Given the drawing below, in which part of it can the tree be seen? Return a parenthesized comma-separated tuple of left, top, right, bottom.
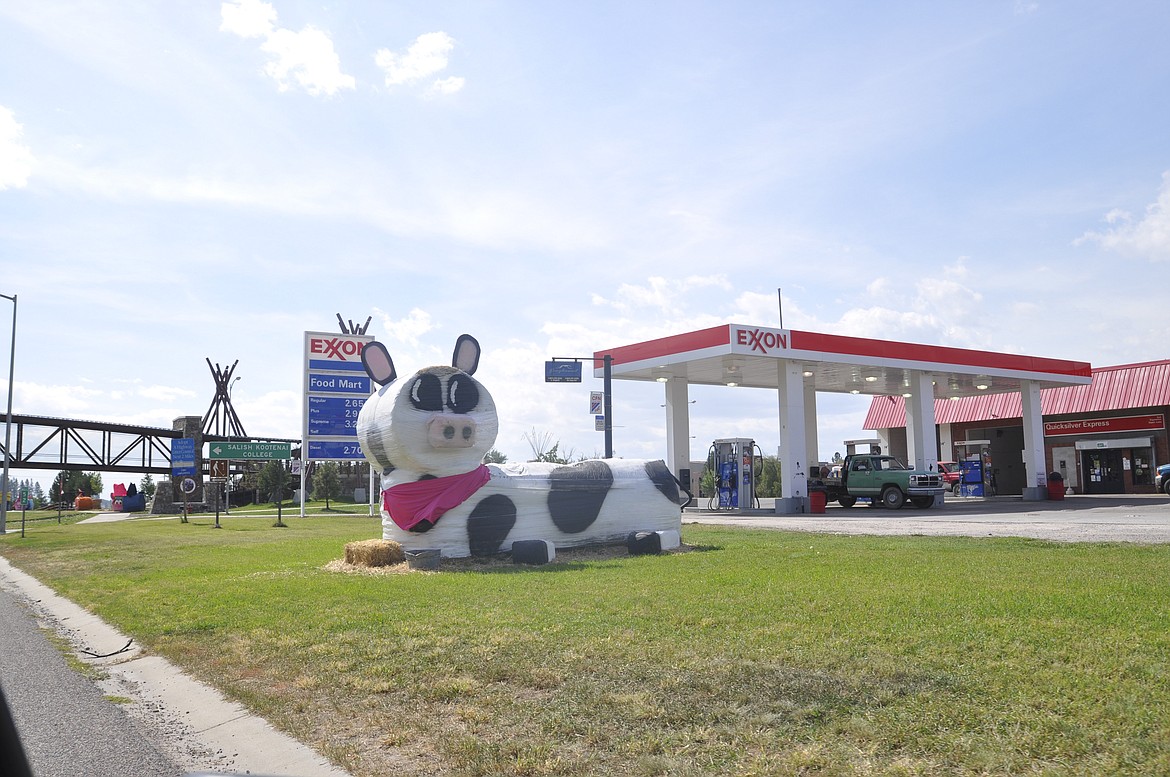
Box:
(139, 474, 157, 499)
(258, 460, 291, 526)
(258, 460, 289, 504)
(523, 428, 574, 464)
(699, 467, 714, 499)
(49, 471, 104, 505)
(311, 462, 342, 509)
(484, 448, 508, 464)
(755, 456, 782, 498)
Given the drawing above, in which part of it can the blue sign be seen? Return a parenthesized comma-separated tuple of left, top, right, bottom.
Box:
(545, 361, 582, 383)
(308, 440, 367, 460)
(307, 358, 366, 372)
(308, 395, 366, 437)
(171, 438, 197, 476)
(308, 372, 371, 394)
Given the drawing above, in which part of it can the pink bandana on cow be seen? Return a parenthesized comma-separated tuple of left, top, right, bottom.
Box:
(382, 465, 492, 531)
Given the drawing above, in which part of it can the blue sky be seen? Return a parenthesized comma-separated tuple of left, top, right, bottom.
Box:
(2, 0, 1168, 494)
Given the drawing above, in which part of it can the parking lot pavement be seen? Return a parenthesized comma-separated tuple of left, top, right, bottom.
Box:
(685, 494, 1170, 543)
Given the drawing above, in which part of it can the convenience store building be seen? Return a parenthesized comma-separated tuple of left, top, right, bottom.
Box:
(864, 360, 1170, 495)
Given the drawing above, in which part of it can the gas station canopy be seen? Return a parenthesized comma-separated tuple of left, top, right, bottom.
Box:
(592, 323, 1092, 508)
(593, 323, 1092, 399)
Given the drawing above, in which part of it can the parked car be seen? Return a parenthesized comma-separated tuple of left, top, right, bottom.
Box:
(1156, 463, 1170, 496)
(937, 461, 961, 492)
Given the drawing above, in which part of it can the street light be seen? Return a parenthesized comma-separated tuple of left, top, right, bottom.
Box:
(1, 292, 16, 535)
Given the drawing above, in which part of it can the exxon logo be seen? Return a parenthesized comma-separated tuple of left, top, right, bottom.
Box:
(734, 327, 789, 354)
(310, 336, 365, 361)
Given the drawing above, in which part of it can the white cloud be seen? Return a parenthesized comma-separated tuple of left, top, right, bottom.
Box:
(1076, 172, 1170, 263)
(221, 0, 355, 96)
(260, 26, 356, 95)
(0, 106, 35, 190)
(375, 32, 458, 87)
(375, 307, 434, 346)
(428, 76, 466, 96)
(592, 275, 733, 314)
(138, 384, 199, 403)
(219, 0, 275, 38)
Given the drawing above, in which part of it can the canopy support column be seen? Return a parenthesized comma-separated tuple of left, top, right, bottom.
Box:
(905, 371, 938, 472)
(776, 359, 808, 514)
(663, 377, 691, 491)
(1021, 379, 1048, 501)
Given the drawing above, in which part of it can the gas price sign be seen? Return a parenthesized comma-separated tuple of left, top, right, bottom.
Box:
(302, 330, 374, 460)
(308, 395, 367, 436)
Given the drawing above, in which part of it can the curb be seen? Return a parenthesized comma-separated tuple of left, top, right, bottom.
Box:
(0, 556, 351, 777)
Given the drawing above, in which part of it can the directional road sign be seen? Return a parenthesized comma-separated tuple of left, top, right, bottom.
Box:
(171, 438, 197, 476)
(207, 442, 292, 460)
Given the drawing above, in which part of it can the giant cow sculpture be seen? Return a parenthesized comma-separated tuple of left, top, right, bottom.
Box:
(355, 334, 684, 558)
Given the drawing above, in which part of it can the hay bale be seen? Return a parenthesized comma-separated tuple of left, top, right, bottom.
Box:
(345, 539, 405, 567)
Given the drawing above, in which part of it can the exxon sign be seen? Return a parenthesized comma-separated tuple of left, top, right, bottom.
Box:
(732, 326, 790, 355)
(307, 334, 367, 364)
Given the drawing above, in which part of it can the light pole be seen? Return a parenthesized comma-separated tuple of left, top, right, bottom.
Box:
(1, 292, 16, 535)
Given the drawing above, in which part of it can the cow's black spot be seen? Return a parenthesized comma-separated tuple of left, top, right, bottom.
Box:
(548, 461, 613, 534)
(418, 474, 436, 481)
(468, 495, 516, 556)
(409, 519, 433, 533)
(409, 373, 443, 411)
(446, 374, 479, 414)
(644, 460, 680, 504)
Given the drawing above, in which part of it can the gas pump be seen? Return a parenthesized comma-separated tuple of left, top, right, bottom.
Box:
(954, 440, 992, 497)
(709, 438, 760, 511)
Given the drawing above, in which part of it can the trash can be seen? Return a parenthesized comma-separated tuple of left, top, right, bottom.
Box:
(1046, 472, 1065, 501)
(808, 485, 827, 514)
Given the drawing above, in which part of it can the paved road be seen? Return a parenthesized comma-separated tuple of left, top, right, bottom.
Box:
(0, 555, 350, 777)
(687, 493, 1170, 543)
(0, 586, 184, 777)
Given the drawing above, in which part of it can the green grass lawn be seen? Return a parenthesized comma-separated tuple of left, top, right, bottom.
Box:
(3, 516, 1169, 776)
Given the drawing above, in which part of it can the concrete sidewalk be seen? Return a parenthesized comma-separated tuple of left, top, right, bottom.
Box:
(0, 555, 350, 777)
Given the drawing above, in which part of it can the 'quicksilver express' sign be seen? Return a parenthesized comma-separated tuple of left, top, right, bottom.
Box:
(1044, 414, 1165, 436)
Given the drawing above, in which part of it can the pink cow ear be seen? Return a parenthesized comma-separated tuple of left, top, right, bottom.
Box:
(361, 341, 397, 386)
(452, 334, 481, 375)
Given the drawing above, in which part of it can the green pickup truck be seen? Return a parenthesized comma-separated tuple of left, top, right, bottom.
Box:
(820, 454, 945, 509)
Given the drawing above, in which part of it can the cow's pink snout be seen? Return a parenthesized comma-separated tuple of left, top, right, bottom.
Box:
(427, 415, 477, 448)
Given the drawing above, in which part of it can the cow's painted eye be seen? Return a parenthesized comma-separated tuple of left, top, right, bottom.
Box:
(446, 374, 480, 414)
(409, 374, 443, 411)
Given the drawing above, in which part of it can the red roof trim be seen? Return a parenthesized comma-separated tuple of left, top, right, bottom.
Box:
(790, 330, 1091, 378)
(596, 325, 730, 366)
(599, 325, 1093, 378)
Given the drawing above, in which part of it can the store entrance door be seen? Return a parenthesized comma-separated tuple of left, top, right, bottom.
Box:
(1082, 450, 1125, 494)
